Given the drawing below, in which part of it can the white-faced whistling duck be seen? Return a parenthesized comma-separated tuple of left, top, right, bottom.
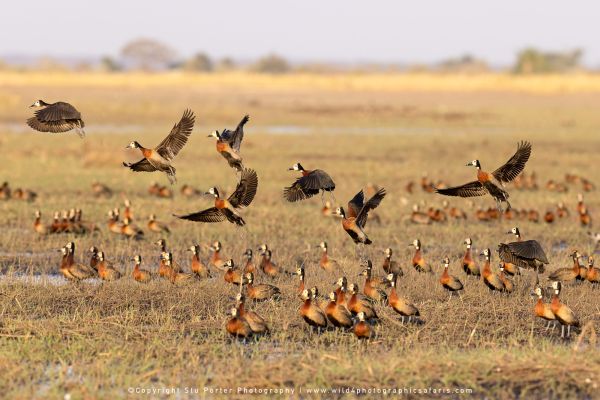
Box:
(360, 259, 390, 289)
(533, 286, 556, 331)
(242, 249, 255, 274)
(388, 273, 420, 323)
(147, 214, 170, 234)
(245, 272, 281, 301)
(347, 283, 378, 320)
(97, 252, 122, 281)
(188, 245, 211, 278)
(123, 109, 195, 184)
(121, 218, 144, 240)
(132, 255, 152, 283)
(235, 293, 269, 335)
(443, 200, 468, 220)
(354, 312, 375, 340)
(359, 264, 388, 303)
(579, 205, 592, 227)
(208, 241, 226, 269)
(175, 168, 258, 226)
(0, 181, 11, 200)
(158, 250, 172, 279)
(310, 286, 330, 311)
(439, 257, 464, 297)
(27, 99, 85, 138)
(60, 244, 96, 282)
(548, 251, 582, 283)
(259, 249, 281, 277)
(544, 211, 555, 224)
(208, 114, 249, 172)
(296, 266, 306, 297)
(325, 291, 353, 328)
(498, 264, 514, 293)
(322, 201, 333, 217)
(550, 281, 579, 338)
(497, 229, 549, 274)
(123, 199, 134, 221)
(586, 256, 599, 284)
(92, 182, 112, 198)
(223, 259, 248, 286)
(300, 288, 328, 330)
(382, 248, 403, 277)
(283, 163, 336, 203)
(318, 241, 338, 272)
(333, 276, 349, 307)
(226, 307, 253, 339)
(335, 188, 386, 245)
(556, 202, 569, 218)
(165, 253, 195, 285)
(576, 193, 585, 215)
(410, 204, 431, 225)
(462, 238, 480, 276)
(148, 182, 173, 198)
(435, 141, 532, 212)
(180, 184, 202, 197)
(88, 246, 100, 270)
(480, 249, 505, 292)
(107, 210, 123, 235)
(411, 239, 432, 273)
(33, 210, 48, 235)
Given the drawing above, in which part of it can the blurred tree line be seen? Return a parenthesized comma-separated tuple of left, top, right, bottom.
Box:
(0, 37, 589, 74)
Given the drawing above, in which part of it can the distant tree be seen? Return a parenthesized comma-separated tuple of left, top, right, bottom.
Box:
(513, 48, 582, 74)
(216, 57, 236, 71)
(120, 38, 177, 71)
(99, 56, 121, 72)
(183, 53, 213, 72)
(437, 54, 489, 73)
(251, 53, 290, 74)
(36, 57, 67, 72)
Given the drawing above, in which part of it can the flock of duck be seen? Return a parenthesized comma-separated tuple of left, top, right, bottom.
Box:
(16, 100, 598, 341)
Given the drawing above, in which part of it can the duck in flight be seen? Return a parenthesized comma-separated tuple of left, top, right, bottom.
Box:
(208, 115, 249, 172)
(435, 141, 532, 211)
(283, 163, 336, 203)
(335, 188, 386, 245)
(174, 168, 258, 226)
(27, 100, 85, 138)
(123, 109, 195, 184)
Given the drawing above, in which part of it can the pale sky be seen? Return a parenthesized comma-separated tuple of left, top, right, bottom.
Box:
(3, 1, 598, 66)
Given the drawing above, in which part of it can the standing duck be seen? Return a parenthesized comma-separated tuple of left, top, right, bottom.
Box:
(335, 188, 386, 245)
(132, 255, 153, 283)
(411, 239, 432, 273)
(245, 272, 281, 301)
(300, 288, 328, 330)
(382, 248, 403, 277)
(548, 251, 582, 283)
(533, 286, 556, 331)
(435, 141, 532, 211)
(242, 249, 256, 274)
(96, 252, 122, 281)
(346, 283, 378, 320)
(585, 256, 599, 284)
(208, 114, 249, 171)
(283, 163, 336, 203)
(388, 273, 420, 323)
(439, 257, 464, 297)
(235, 293, 269, 335)
(325, 292, 353, 328)
(480, 249, 505, 292)
(353, 312, 375, 340)
(147, 214, 170, 234)
(550, 281, 580, 338)
(317, 241, 338, 272)
(462, 238, 480, 276)
(175, 168, 258, 226)
(27, 100, 85, 138)
(123, 109, 195, 184)
(188, 245, 211, 279)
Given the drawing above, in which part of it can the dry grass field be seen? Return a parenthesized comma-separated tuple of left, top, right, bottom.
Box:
(0, 71, 599, 399)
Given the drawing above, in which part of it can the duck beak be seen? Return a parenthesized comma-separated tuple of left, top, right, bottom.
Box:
(287, 167, 295, 171)
(29, 103, 36, 108)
